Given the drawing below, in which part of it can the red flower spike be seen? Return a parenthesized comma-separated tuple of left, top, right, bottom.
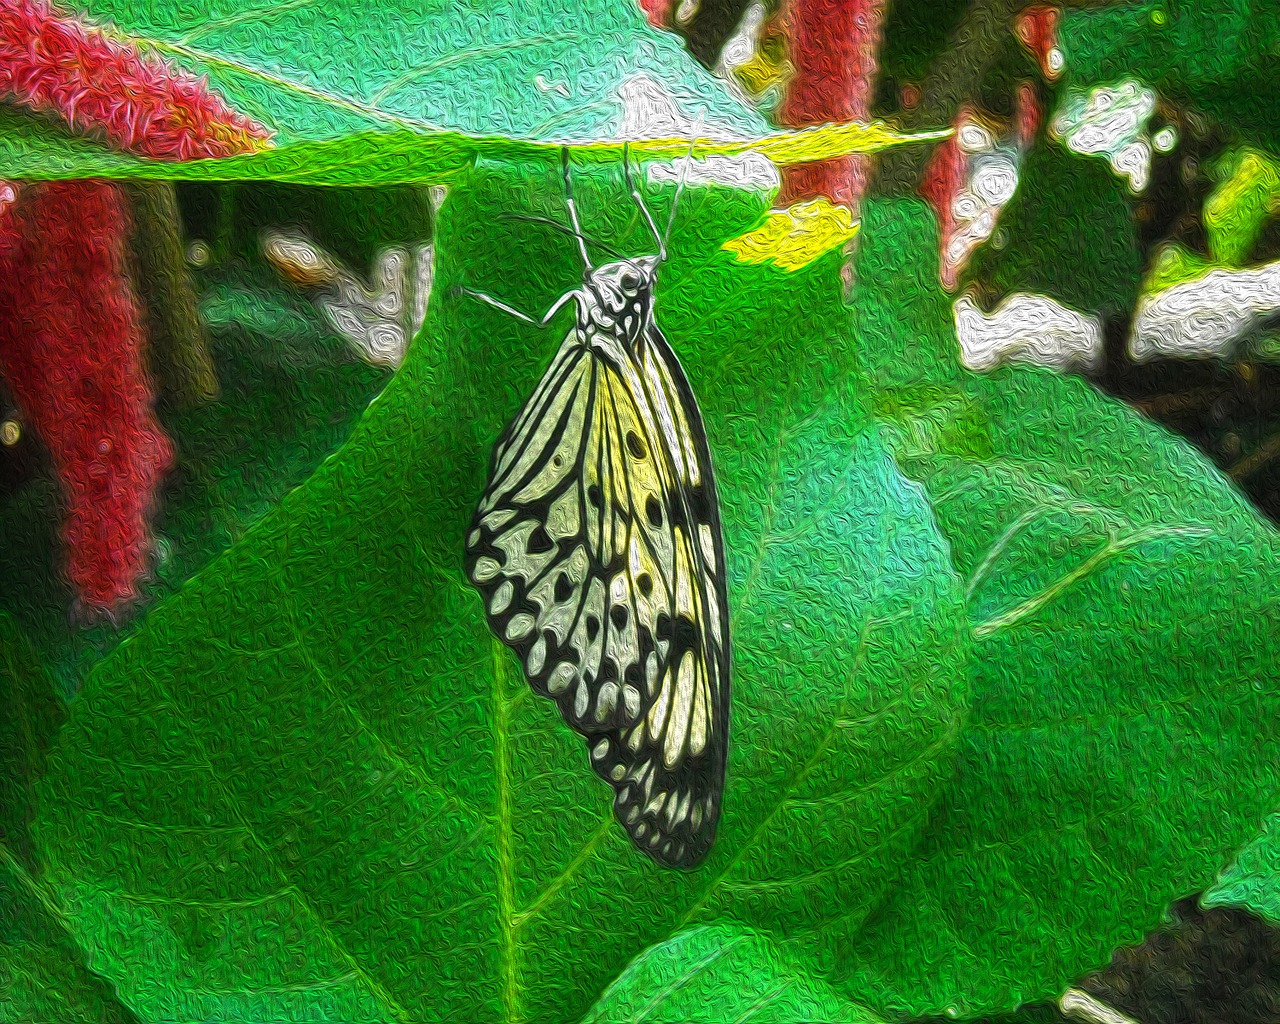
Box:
(1015, 3, 1063, 82)
(776, 0, 887, 210)
(637, 0, 676, 30)
(1015, 80, 1042, 150)
(919, 125, 967, 252)
(0, 2, 267, 616)
(0, 0, 271, 159)
(0, 180, 173, 611)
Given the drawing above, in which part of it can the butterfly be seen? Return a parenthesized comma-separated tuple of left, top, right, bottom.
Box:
(462, 149, 731, 869)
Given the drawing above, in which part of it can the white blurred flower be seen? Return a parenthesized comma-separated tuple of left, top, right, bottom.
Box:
(955, 290, 1102, 372)
(1052, 79, 1158, 193)
(1131, 260, 1280, 361)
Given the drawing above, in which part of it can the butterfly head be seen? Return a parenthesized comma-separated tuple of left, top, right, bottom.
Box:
(581, 255, 659, 349)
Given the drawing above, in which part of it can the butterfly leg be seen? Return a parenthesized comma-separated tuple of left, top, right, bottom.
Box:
(457, 286, 577, 327)
(561, 148, 593, 273)
(456, 287, 539, 324)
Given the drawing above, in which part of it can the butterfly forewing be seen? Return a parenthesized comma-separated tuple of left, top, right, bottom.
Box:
(464, 256, 730, 869)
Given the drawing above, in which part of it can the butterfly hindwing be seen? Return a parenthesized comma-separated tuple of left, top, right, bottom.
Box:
(465, 257, 730, 869)
(597, 323, 730, 867)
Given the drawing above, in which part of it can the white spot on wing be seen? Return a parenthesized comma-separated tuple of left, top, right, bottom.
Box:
(596, 681, 619, 721)
(547, 663, 575, 694)
(698, 523, 717, 566)
(505, 614, 534, 641)
(527, 636, 546, 676)
(472, 556, 501, 582)
(490, 581, 514, 615)
(664, 651, 695, 768)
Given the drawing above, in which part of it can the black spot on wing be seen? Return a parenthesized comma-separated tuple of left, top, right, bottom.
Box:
(526, 526, 554, 554)
(553, 573, 573, 603)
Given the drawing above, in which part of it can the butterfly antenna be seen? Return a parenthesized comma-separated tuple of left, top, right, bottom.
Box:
(561, 148, 593, 273)
(661, 110, 705, 257)
(622, 141, 665, 260)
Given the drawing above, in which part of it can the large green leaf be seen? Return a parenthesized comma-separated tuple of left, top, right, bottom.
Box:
(32, 163, 968, 1022)
(0, 0, 945, 182)
(581, 923, 887, 1023)
(77, 0, 763, 144)
(0, 612, 116, 1022)
(834, 198, 1280, 1019)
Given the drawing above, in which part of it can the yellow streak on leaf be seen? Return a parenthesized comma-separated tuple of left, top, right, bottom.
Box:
(721, 198, 861, 272)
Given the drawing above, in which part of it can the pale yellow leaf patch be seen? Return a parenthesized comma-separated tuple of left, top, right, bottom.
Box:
(721, 198, 861, 272)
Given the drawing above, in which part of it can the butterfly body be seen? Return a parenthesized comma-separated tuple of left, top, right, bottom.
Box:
(465, 231, 730, 869)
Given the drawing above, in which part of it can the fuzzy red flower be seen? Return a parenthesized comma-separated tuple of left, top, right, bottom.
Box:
(637, 0, 676, 30)
(0, 0, 268, 616)
(0, 0, 270, 159)
(776, 0, 886, 210)
(0, 180, 173, 610)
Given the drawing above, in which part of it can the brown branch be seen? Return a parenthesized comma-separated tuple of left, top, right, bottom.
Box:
(125, 181, 219, 408)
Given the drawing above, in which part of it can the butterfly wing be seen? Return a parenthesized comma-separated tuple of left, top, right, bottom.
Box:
(465, 317, 730, 869)
(606, 322, 731, 867)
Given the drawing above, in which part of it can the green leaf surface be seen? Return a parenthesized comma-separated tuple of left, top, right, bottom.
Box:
(1204, 810, 1280, 924)
(0, 104, 945, 186)
(839, 198, 1280, 1019)
(581, 923, 887, 1024)
(0, 0, 945, 184)
(32, 162, 968, 1022)
(0, 847, 140, 1024)
(0, 611, 64, 869)
(81, 0, 761, 144)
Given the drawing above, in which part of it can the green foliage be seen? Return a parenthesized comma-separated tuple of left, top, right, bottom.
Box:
(965, 145, 1142, 317)
(581, 923, 886, 1023)
(1206, 812, 1280, 925)
(840, 199, 1280, 1018)
(12, 171, 1280, 1024)
(1204, 146, 1280, 267)
(0, 848, 140, 1024)
(183, 182, 436, 270)
(29, 163, 967, 1023)
(85, 0, 763, 144)
(5, 2, 1280, 1020)
(1060, 0, 1280, 148)
(0, 0, 939, 187)
(0, 612, 63, 869)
